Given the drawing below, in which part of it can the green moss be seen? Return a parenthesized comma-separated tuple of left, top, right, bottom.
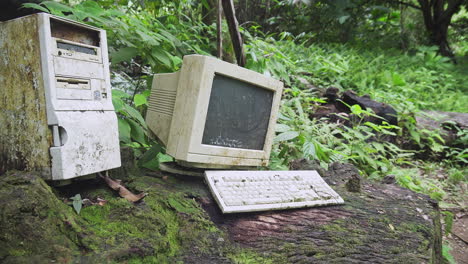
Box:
(390, 246, 404, 254)
(227, 249, 275, 264)
(322, 222, 347, 232)
(0, 171, 84, 262)
(7, 249, 31, 257)
(78, 194, 182, 258)
(0, 171, 237, 262)
(398, 222, 431, 234)
(74, 173, 231, 262)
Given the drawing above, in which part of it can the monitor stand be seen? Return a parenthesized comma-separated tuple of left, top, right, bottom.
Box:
(159, 161, 255, 178)
(159, 162, 205, 177)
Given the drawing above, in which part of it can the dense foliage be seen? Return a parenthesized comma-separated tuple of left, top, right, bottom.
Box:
(244, 33, 466, 200)
(234, 0, 468, 58)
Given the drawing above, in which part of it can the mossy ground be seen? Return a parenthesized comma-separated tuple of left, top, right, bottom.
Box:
(0, 161, 440, 263)
(0, 170, 272, 263)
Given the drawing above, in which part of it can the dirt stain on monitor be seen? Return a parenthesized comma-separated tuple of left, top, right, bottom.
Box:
(202, 74, 274, 150)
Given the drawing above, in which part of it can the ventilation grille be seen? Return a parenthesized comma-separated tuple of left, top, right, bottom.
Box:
(147, 89, 177, 116)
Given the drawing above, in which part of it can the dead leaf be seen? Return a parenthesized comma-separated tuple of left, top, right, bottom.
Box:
(99, 172, 147, 203)
(98, 172, 121, 190)
(118, 186, 147, 202)
(97, 198, 107, 206)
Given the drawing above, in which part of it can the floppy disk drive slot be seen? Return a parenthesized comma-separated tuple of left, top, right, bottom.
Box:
(56, 78, 90, 90)
(57, 41, 97, 55)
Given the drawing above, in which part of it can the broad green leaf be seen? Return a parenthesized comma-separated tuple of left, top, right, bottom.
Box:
(21, 3, 50, 13)
(293, 98, 305, 120)
(127, 119, 147, 145)
(78, 1, 104, 16)
(124, 105, 148, 129)
(141, 158, 159, 170)
(158, 153, 174, 163)
(142, 89, 151, 97)
(392, 73, 406, 86)
(350, 104, 363, 116)
(364, 121, 380, 131)
(380, 129, 397, 136)
(274, 131, 299, 142)
(111, 47, 138, 64)
(138, 143, 163, 167)
(151, 48, 172, 68)
(275, 124, 291, 132)
(118, 118, 131, 143)
(112, 89, 132, 99)
(105, 9, 125, 17)
(41, 1, 74, 14)
(303, 140, 316, 159)
(372, 142, 385, 152)
(134, 94, 148, 107)
(112, 97, 125, 112)
(71, 194, 82, 214)
(277, 112, 291, 121)
(171, 56, 183, 68)
(314, 143, 329, 162)
(155, 33, 175, 49)
(136, 30, 159, 46)
(72, 10, 91, 21)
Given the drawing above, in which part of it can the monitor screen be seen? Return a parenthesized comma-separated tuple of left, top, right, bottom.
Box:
(202, 74, 274, 150)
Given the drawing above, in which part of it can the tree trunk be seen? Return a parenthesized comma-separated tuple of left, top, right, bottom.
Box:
(221, 0, 246, 66)
(417, 0, 464, 59)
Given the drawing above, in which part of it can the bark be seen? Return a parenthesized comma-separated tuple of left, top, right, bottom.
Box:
(416, 0, 464, 58)
(217, 0, 223, 59)
(221, 0, 246, 66)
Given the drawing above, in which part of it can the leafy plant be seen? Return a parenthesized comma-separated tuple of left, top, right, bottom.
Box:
(442, 211, 454, 235)
(442, 243, 456, 264)
(270, 84, 412, 178)
(112, 89, 148, 146)
(70, 194, 83, 214)
(242, 31, 466, 208)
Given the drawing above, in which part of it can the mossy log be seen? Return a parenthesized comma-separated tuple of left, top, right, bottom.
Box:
(0, 157, 442, 263)
(201, 161, 443, 263)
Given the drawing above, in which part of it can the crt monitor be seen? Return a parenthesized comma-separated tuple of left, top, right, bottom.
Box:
(145, 55, 283, 168)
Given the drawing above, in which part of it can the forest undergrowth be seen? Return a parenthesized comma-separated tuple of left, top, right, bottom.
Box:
(244, 31, 467, 205)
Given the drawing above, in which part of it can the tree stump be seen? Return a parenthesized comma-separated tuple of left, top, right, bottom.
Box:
(199, 161, 443, 263)
(0, 159, 443, 263)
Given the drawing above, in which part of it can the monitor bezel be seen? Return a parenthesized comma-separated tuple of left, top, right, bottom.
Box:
(167, 55, 283, 166)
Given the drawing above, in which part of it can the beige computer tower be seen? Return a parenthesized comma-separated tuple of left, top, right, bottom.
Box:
(0, 13, 121, 180)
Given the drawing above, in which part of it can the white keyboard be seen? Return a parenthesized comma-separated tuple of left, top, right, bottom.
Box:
(205, 170, 344, 213)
